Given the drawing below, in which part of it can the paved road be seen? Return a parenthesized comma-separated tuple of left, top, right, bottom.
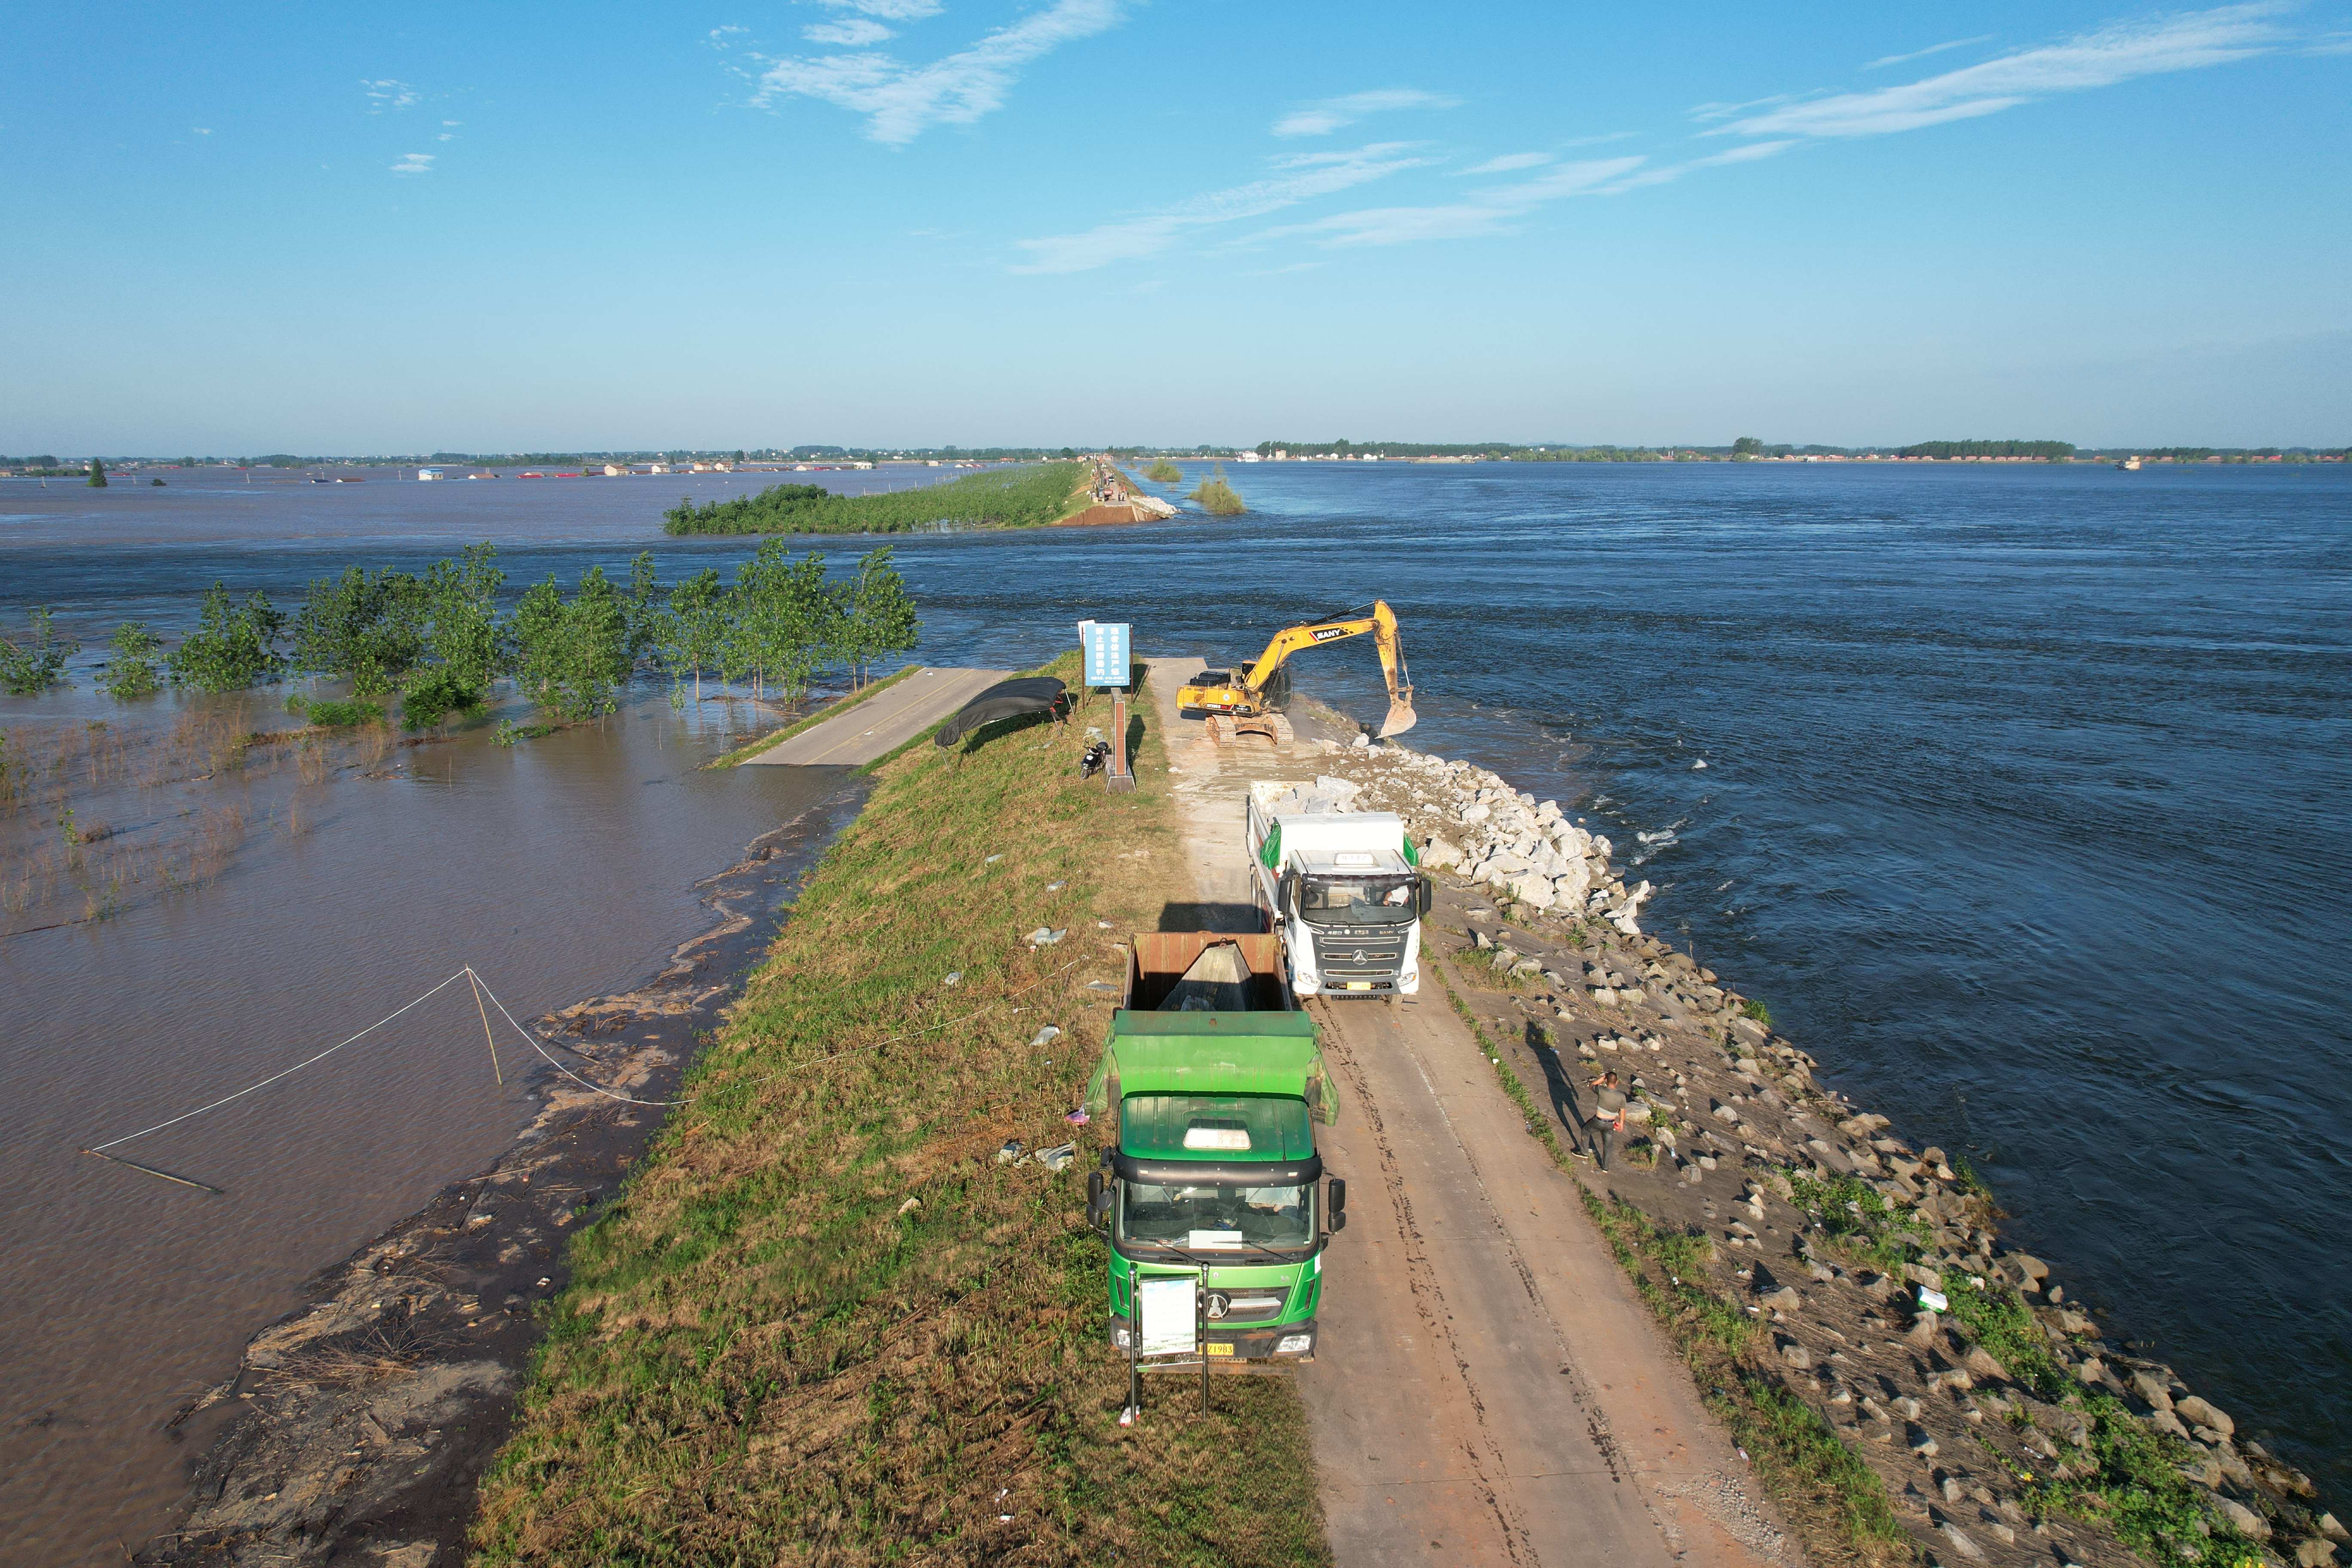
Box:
(743, 667, 1006, 766)
(1138, 653, 1790, 1568)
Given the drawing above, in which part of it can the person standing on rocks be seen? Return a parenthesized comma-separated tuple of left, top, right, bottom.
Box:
(1589, 1070, 1628, 1171)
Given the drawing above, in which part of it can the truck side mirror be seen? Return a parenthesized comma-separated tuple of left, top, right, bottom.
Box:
(1279, 870, 1301, 916)
(1329, 1178, 1346, 1216)
(1416, 876, 1435, 917)
(1087, 1171, 1108, 1227)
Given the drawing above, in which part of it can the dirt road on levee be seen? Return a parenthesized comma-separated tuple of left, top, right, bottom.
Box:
(1142, 656, 1796, 1568)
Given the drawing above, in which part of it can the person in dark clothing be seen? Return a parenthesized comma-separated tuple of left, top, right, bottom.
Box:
(1589, 1070, 1627, 1171)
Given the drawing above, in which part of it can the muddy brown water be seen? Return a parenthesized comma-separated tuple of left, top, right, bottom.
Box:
(0, 692, 855, 1565)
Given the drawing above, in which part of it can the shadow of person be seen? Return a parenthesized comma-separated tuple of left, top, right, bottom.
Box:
(1527, 1020, 1590, 1157)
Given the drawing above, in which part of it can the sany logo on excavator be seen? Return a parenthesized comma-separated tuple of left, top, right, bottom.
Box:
(1309, 627, 1352, 642)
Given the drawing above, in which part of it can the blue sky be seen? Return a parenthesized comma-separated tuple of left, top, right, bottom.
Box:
(3, 1, 2348, 451)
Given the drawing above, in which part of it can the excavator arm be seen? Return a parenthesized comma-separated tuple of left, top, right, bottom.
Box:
(1240, 600, 1416, 737)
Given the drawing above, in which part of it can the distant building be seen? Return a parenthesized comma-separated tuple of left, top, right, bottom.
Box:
(416, 466, 445, 481)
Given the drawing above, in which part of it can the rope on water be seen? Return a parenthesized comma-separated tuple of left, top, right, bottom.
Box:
(80, 952, 1105, 1189)
(85, 970, 473, 1152)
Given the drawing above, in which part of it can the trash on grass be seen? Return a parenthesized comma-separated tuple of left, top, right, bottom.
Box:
(1065, 1108, 1090, 1125)
(1028, 927, 1067, 946)
(984, 854, 1004, 865)
(995, 1140, 1023, 1164)
(1035, 1142, 1076, 1171)
(942, 971, 963, 987)
(1030, 1025, 1062, 1048)
(1917, 1286, 1949, 1314)
(897, 1197, 921, 1216)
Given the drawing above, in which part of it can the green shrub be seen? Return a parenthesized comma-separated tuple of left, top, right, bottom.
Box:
(167, 583, 285, 691)
(1145, 459, 1182, 483)
(1189, 468, 1246, 515)
(2, 607, 79, 695)
(303, 698, 384, 727)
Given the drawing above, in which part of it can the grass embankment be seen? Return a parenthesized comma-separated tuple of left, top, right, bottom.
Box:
(665, 462, 1088, 537)
(702, 664, 926, 769)
(473, 653, 1329, 1567)
(1434, 957, 1908, 1568)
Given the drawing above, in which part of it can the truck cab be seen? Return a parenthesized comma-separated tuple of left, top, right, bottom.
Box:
(1084, 934, 1345, 1363)
(1246, 786, 1433, 998)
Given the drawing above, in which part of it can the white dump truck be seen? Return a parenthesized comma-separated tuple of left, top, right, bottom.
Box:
(1246, 779, 1432, 1000)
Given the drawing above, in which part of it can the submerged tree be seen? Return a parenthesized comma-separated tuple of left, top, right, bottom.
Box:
(87, 458, 107, 488)
(0, 607, 78, 695)
(403, 542, 505, 726)
(168, 584, 287, 692)
(664, 568, 729, 703)
(293, 565, 428, 696)
(834, 546, 919, 689)
(509, 566, 630, 723)
(727, 541, 839, 709)
(97, 622, 165, 699)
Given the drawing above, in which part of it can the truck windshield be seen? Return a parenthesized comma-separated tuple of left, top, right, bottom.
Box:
(1298, 875, 1418, 926)
(1123, 1180, 1314, 1252)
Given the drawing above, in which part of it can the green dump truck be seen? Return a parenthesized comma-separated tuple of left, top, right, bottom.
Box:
(1083, 932, 1346, 1369)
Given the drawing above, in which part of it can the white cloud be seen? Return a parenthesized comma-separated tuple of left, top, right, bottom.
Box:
(1272, 87, 1458, 138)
(1596, 139, 1797, 195)
(1013, 142, 1434, 273)
(1865, 35, 1996, 71)
(1715, 4, 2287, 139)
(390, 151, 435, 176)
(1460, 151, 1550, 175)
(806, 18, 895, 45)
(1244, 156, 1645, 248)
(193, 127, 212, 136)
(817, 0, 942, 16)
(754, 0, 1123, 145)
(363, 79, 419, 112)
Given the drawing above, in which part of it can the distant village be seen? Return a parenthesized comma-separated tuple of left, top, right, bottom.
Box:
(5, 441, 2343, 481)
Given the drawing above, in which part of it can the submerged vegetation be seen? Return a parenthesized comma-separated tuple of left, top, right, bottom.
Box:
(1189, 466, 1246, 516)
(9, 542, 921, 734)
(663, 460, 1084, 536)
(1145, 459, 1183, 483)
(0, 608, 78, 695)
(472, 658, 1328, 1565)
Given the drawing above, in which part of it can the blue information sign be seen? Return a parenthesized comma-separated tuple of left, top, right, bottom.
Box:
(1081, 621, 1132, 688)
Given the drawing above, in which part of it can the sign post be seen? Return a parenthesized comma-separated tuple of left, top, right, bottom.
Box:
(1080, 620, 1136, 793)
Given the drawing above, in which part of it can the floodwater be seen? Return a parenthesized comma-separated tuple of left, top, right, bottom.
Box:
(4, 457, 2350, 1553)
(0, 475, 876, 1564)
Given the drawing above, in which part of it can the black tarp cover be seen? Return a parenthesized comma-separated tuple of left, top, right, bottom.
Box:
(934, 677, 1067, 746)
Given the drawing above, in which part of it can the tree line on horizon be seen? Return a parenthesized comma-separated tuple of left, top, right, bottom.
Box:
(0, 543, 919, 730)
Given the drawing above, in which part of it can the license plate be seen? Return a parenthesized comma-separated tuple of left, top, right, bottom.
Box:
(1206, 1341, 1234, 1356)
(1343, 982, 1372, 991)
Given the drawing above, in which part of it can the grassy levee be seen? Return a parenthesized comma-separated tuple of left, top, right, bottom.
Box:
(665, 462, 1089, 537)
(471, 652, 1329, 1567)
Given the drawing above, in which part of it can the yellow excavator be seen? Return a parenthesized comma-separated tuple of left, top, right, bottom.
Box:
(1178, 600, 1416, 743)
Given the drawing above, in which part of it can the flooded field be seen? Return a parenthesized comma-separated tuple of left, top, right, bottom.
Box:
(0, 685, 854, 1564)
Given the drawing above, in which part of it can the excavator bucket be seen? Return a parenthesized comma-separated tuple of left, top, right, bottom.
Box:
(1378, 695, 1418, 738)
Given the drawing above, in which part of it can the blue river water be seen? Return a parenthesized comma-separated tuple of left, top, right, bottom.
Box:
(4, 457, 2348, 1502)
